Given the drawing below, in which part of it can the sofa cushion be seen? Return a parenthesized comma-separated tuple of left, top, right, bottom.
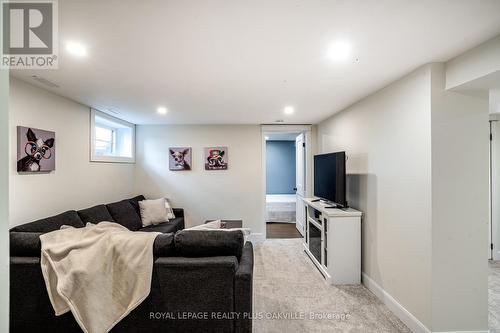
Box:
(10, 210, 84, 233)
(174, 230, 244, 259)
(128, 195, 146, 216)
(153, 233, 175, 257)
(140, 217, 184, 233)
(10, 232, 42, 257)
(77, 205, 114, 224)
(140, 221, 178, 234)
(169, 217, 185, 231)
(172, 208, 184, 218)
(106, 200, 143, 231)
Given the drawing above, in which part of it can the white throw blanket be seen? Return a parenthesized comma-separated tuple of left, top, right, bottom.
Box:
(40, 222, 160, 333)
(187, 220, 251, 242)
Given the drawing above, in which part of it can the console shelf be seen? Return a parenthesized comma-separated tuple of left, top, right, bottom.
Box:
(302, 197, 362, 285)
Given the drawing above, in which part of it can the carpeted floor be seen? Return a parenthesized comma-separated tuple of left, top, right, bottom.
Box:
(253, 239, 410, 332)
(490, 260, 500, 332)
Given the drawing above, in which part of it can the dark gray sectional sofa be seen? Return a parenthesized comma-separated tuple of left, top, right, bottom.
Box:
(9, 195, 254, 333)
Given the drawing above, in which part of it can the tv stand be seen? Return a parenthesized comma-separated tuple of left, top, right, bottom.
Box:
(301, 197, 362, 285)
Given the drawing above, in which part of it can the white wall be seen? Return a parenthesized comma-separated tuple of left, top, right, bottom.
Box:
(491, 89, 500, 114)
(317, 65, 433, 328)
(430, 63, 489, 331)
(317, 63, 489, 332)
(134, 125, 264, 236)
(9, 78, 136, 226)
(446, 34, 500, 90)
(0, 69, 10, 332)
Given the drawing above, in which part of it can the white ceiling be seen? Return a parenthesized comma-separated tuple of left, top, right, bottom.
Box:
(11, 0, 500, 125)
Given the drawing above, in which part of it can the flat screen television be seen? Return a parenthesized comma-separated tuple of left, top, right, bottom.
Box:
(314, 151, 347, 208)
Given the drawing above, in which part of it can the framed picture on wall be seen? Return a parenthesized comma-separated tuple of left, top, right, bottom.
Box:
(204, 147, 228, 170)
(169, 147, 192, 171)
(17, 126, 56, 173)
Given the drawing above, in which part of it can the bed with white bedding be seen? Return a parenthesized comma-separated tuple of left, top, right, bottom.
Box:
(266, 194, 296, 223)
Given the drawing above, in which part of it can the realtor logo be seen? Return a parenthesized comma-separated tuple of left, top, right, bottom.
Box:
(2, 0, 58, 69)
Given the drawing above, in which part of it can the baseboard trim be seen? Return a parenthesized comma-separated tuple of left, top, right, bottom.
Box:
(362, 272, 431, 333)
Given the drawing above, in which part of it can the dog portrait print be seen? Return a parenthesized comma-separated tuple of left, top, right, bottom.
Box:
(17, 126, 56, 172)
(169, 147, 192, 171)
(204, 147, 228, 170)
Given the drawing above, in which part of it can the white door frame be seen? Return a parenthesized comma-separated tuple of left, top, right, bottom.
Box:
(261, 125, 313, 239)
(490, 116, 500, 260)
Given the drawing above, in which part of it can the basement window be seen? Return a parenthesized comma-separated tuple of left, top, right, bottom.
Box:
(90, 109, 135, 163)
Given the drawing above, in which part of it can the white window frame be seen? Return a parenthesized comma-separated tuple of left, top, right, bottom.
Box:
(90, 109, 136, 163)
(94, 123, 116, 156)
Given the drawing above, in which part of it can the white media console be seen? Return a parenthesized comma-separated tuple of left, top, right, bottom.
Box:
(302, 198, 362, 285)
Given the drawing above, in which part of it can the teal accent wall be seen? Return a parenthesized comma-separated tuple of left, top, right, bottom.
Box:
(266, 141, 296, 194)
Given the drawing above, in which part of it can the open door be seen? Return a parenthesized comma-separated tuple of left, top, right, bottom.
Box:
(296, 134, 306, 235)
(491, 120, 500, 260)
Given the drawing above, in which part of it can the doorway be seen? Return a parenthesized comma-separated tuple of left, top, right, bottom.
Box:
(490, 115, 500, 261)
(261, 125, 313, 239)
(489, 93, 500, 332)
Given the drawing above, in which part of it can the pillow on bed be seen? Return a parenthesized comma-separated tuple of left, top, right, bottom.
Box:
(139, 198, 169, 227)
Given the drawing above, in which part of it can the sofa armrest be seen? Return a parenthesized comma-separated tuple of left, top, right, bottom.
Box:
(151, 256, 238, 333)
(10, 256, 78, 332)
(234, 242, 254, 333)
(173, 208, 184, 218)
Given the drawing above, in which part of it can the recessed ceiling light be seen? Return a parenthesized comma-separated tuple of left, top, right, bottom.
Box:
(327, 40, 352, 62)
(66, 41, 87, 57)
(284, 106, 295, 115)
(157, 107, 168, 115)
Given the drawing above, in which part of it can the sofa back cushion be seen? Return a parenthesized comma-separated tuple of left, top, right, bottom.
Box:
(10, 227, 173, 258)
(128, 195, 146, 216)
(10, 232, 42, 256)
(10, 210, 84, 233)
(174, 230, 244, 259)
(106, 200, 142, 231)
(77, 205, 114, 224)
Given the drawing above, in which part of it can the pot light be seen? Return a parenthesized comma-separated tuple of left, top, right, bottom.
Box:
(327, 40, 352, 62)
(157, 107, 168, 115)
(66, 41, 87, 57)
(284, 106, 295, 115)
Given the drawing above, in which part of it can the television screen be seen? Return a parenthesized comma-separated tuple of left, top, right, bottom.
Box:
(314, 151, 347, 207)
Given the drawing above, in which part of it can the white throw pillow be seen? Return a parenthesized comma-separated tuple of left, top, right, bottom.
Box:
(164, 198, 175, 220)
(139, 198, 169, 227)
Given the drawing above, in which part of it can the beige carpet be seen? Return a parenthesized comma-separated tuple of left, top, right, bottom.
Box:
(253, 239, 410, 332)
(490, 261, 500, 332)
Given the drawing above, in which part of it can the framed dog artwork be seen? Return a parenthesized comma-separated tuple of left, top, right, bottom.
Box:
(169, 147, 192, 171)
(204, 147, 228, 170)
(17, 126, 56, 173)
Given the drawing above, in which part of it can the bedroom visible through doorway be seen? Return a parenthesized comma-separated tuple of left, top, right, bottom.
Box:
(264, 132, 304, 239)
